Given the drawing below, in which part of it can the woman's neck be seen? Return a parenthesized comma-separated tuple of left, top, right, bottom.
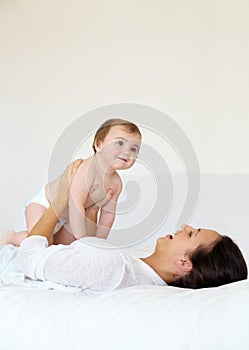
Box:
(141, 254, 173, 283)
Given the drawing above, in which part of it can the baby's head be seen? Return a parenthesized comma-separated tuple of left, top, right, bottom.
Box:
(92, 118, 141, 153)
(92, 119, 141, 171)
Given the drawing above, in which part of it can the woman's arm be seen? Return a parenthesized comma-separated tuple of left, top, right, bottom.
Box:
(28, 160, 83, 245)
(28, 207, 60, 245)
(68, 160, 94, 239)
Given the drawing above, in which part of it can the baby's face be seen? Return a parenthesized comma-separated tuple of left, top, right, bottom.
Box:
(97, 125, 141, 170)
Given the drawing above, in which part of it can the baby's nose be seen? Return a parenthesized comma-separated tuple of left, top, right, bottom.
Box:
(121, 145, 130, 155)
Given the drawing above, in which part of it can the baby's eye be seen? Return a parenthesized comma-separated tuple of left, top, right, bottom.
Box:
(116, 140, 124, 146)
(189, 231, 193, 237)
(130, 146, 138, 153)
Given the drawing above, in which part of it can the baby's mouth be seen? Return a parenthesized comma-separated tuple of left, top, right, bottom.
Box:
(117, 157, 128, 162)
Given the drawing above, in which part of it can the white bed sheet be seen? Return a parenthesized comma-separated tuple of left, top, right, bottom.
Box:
(1, 279, 249, 350)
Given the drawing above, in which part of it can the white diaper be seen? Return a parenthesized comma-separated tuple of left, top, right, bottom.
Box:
(23, 185, 65, 234)
(24, 185, 50, 210)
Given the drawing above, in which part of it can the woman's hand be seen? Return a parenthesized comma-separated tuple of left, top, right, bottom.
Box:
(52, 159, 83, 216)
(28, 160, 83, 244)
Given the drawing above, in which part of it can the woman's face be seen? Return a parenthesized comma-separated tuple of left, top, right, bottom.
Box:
(155, 225, 221, 259)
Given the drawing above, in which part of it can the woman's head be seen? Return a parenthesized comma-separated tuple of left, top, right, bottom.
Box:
(169, 233, 248, 289)
(92, 118, 141, 153)
(152, 225, 247, 289)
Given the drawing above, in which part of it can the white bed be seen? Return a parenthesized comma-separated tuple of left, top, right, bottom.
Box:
(0, 174, 249, 349)
(1, 280, 249, 350)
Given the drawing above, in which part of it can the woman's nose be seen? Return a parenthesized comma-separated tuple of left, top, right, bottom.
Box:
(181, 224, 194, 233)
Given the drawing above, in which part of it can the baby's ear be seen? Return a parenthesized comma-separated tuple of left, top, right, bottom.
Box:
(176, 255, 192, 273)
(94, 140, 102, 152)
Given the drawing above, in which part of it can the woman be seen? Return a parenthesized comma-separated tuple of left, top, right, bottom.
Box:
(1, 160, 247, 291)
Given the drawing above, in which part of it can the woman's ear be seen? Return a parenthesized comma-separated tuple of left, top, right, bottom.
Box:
(176, 255, 193, 273)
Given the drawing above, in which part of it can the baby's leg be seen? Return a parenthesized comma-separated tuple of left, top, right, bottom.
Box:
(0, 203, 48, 247)
(0, 230, 28, 246)
(53, 224, 76, 245)
(53, 205, 99, 244)
(25, 203, 47, 232)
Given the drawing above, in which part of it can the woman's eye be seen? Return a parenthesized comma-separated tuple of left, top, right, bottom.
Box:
(189, 231, 193, 237)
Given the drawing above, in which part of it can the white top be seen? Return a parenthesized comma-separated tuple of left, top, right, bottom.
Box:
(14, 236, 166, 293)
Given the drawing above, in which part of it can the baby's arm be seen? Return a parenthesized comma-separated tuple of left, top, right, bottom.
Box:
(84, 188, 115, 236)
(96, 181, 122, 239)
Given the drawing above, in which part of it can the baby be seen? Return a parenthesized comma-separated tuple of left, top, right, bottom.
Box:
(5, 118, 141, 245)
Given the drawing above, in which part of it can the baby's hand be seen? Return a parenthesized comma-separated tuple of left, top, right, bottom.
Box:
(98, 188, 114, 207)
(85, 188, 114, 232)
(91, 187, 114, 210)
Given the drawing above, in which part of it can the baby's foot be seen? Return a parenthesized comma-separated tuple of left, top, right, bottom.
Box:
(0, 230, 16, 246)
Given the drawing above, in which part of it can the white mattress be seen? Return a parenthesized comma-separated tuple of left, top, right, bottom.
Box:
(0, 280, 249, 350)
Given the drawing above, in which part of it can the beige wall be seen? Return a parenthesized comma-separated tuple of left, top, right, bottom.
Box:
(0, 0, 248, 231)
